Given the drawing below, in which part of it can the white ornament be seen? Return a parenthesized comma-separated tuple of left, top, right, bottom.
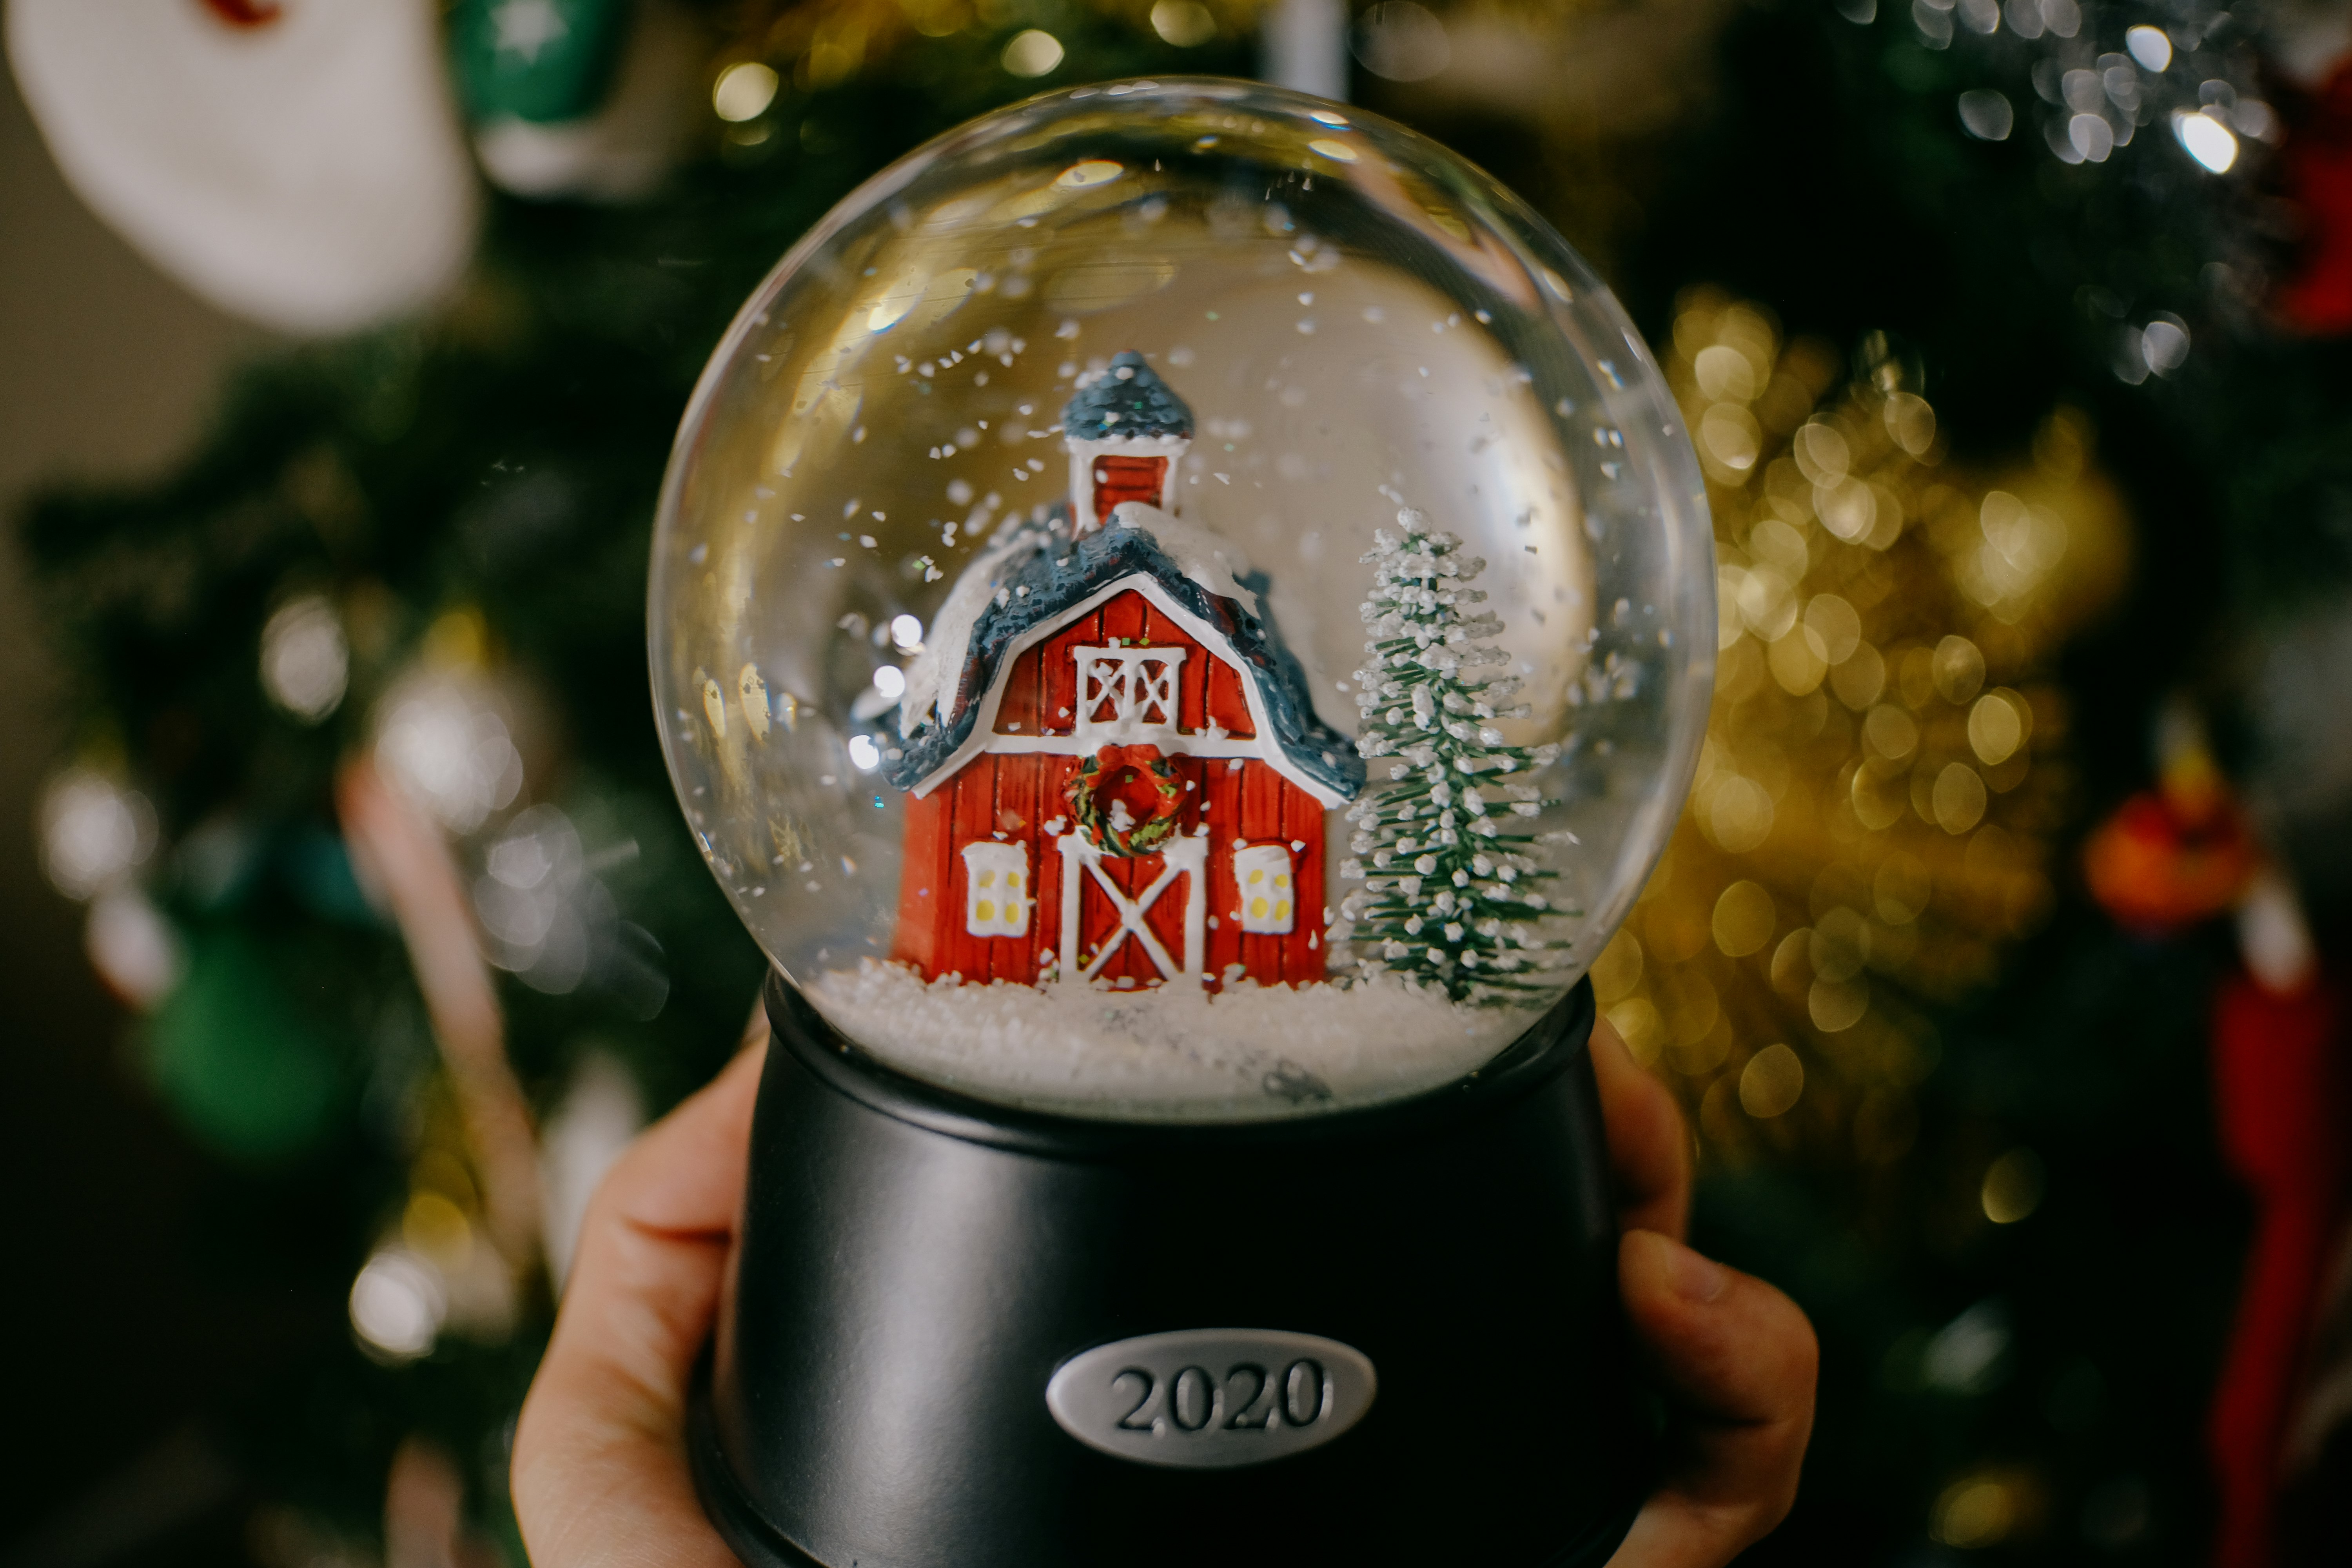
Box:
(7, 0, 477, 335)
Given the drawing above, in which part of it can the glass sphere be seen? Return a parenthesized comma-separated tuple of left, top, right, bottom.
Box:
(651, 78, 1712, 1122)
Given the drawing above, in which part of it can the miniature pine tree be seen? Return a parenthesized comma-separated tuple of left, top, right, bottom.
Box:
(1337, 508, 1570, 1003)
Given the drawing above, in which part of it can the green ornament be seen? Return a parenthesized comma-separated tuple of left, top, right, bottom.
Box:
(145, 929, 345, 1163)
(450, 0, 633, 125)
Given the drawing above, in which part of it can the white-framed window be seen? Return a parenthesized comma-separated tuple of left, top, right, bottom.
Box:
(1072, 646, 1187, 742)
(1232, 842, 1296, 934)
(960, 840, 1031, 938)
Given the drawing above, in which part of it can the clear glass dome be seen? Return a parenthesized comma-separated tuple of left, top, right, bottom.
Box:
(651, 78, 1712, 1122)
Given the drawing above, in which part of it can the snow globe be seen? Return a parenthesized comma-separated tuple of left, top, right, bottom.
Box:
(652, 79, 1711, 1568)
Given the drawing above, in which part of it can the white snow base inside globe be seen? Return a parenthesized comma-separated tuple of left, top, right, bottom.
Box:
(805, 960, 1530, 1122)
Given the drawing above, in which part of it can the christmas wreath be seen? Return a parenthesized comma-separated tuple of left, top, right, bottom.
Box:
(1067, 744, 1184, 857)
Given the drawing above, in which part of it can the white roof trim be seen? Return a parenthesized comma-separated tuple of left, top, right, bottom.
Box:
(1068, 433, 1191, 455)
(906, 571, 1349, 807)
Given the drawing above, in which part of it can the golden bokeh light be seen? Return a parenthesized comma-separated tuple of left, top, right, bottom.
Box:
(1606, 288, 2131, 1167)
(1712, 880, 1776, 956)
(1934, 1478, 2018, 1548)
(713, 61, 781, 123)
(1982, 1147, 2047, 1223)
(1931, 1468, 2045, 1549)
(1149, 0, 1218, 47)
(1740, 1044, 1806, 1118)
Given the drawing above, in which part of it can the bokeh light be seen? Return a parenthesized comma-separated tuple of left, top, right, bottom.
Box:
(1351, 2, 1449, 82)
(1982, 1146, 2047, 1222)
(1000, 29, 1063, 78)
(1593, 289, 2129, 1167)
(1149, 1, 1216, 49)
(372, 674, 523, 835)
(259, 594, 350, 722)
(348, 1248, 445, 1362)
(38, 768, 156, 900)
(1958, 89, 2013, 142)
(713, 61, 780, 124)
(2125, 24, 2172, 73)
(85, 887, 181, 1009)
(2173, 109, 2238, 173)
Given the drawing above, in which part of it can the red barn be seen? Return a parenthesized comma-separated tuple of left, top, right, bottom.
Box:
(883, 354, 1363, 992)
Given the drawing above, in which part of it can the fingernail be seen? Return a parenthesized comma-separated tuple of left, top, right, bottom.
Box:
(1660, 1236, 1729, 1303)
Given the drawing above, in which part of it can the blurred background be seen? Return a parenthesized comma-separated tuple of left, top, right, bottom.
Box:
(5, 1, 2352, 1564)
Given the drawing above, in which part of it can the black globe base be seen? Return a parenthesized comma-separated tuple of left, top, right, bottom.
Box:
(690, 973, 1648, 1568)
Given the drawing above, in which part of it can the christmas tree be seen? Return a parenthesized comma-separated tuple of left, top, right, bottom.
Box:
(11, 3, 1263, 1559)
(16, 0, 2352, 1560)
(1338, 506, 1566, 1002)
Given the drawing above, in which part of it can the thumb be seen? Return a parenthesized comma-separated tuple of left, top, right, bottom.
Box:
(1606, 1229, 1817, 1568)
(511, 1040, 766, 1568)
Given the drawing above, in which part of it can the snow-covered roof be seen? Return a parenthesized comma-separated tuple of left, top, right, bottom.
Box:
(886, 505, 1361, 804)
(1062, 352, 1193, 443)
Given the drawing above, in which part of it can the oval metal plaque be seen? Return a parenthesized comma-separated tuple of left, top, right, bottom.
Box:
(1045, 1328, 1377, 1468)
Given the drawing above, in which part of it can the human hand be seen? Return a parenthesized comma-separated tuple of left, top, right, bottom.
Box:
(511, 1024, 766, 1568)
(512, 1011, 1814, 1568)
(1591, 1017, 1818, 1567)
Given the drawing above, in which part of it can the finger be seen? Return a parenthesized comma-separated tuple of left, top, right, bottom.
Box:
(562, 1037, 768, 1392)
(1590, 1015, 1692, 1239)
(740, 990, 772, 1053)
(512, 1039, 768, 1568)
(1606, 1229, 1818, 1568)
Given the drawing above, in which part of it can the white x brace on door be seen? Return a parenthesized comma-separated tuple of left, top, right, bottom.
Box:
(1055, 831, 1207, 985)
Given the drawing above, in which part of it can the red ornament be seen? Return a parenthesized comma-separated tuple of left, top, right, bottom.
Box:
(2082, 789, 2255, 934)
(2277, 63, 2352, 335)
(2208, 970, 2348, 1568)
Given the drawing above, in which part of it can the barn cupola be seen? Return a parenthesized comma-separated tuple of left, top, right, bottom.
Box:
(1062, 351, 1192, 535)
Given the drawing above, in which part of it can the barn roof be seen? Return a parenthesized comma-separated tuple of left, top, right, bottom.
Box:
(884, 510, 1361, 803)
(1062, 352, 1193, 442)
